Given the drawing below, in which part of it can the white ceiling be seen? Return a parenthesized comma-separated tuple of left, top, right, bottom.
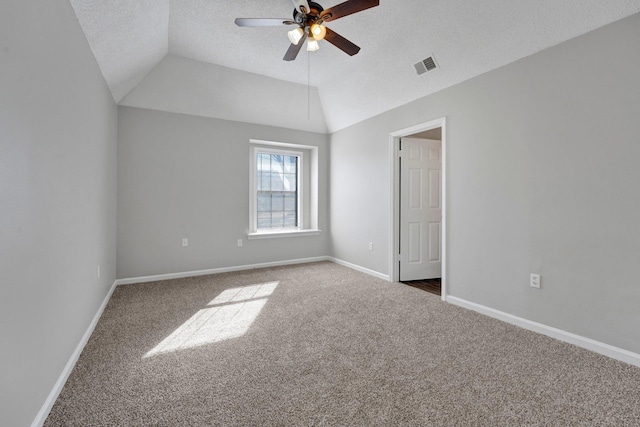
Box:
(69, 0, 640, 133)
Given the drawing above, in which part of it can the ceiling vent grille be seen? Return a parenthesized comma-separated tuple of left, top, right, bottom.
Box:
(414, 56, 438, 76)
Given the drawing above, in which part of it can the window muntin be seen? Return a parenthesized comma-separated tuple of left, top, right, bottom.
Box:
(256, 152, 299, 230)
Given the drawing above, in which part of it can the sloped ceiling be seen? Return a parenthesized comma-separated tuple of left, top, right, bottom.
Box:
(69, 0, 640, 133)
(69, 0, 170, 102)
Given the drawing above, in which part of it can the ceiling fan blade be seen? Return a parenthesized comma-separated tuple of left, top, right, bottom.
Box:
(323, 27, 360, 56)
(321, 0, 379, 22)
(234, 18, 295, 27)
(283, 32, 308, 61)
(290, 0, 311, 14)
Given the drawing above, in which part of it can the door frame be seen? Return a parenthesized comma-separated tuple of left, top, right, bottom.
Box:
(389, 117, 447, 301)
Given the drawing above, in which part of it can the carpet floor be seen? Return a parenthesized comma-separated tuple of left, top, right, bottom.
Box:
(45, 261, 640, 426)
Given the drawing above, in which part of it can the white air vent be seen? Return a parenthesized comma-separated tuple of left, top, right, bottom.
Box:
(414, 55, 438, 75)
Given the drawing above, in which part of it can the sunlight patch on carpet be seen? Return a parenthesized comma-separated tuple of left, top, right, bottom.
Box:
(209, 281, 279, 305)
(144, 281, 279, 358)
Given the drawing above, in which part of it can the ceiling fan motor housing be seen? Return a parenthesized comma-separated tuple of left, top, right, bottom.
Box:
(293, 1, 325, 26)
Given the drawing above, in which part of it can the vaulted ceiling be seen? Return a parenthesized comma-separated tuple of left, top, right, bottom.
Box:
(69, 0, 640, 133)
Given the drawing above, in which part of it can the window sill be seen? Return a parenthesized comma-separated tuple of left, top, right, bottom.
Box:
(247, 229, 322, 240)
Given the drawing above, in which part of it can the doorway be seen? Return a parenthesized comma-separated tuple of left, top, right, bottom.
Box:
(389, 118, 447, 301)
(399, 136, 442, 282)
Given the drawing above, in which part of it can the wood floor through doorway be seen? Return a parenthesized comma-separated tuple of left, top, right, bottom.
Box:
(401, 278, 441, 296)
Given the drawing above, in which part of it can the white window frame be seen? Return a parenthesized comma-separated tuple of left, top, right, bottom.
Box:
(251, 146, 303, 231)
(248, 139, 321, 240)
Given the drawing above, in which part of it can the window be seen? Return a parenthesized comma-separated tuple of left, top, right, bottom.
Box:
(248, 140, 320, 239)
(256, 150, 301, 230)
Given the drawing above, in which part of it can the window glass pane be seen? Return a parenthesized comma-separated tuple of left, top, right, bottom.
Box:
(284, 211, 297, 228)
(270, 155, 283, 173)
(259, 172, 270, 192)
(283, 173, 296, 192)
(257, 212, 272, 229)
(257, 193, 271, 212)
(284, 156, 297, 173)
(258, 154, 270, 172)
(270, 173, 284, 191)
(271, 193, 284, 212)
(271, 211, 284, 228)
(284, 193, 296, 211)
(255, 152, 299, 230)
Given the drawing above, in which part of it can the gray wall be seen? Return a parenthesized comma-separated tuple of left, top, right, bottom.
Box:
(117, 107, 329, 279)
(3, 3, 639, 424)
(0, 0, 118, 425)
(330, 13, 640, 353)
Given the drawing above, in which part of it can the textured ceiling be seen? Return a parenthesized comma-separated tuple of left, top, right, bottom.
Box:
(69, 0, 640, 132)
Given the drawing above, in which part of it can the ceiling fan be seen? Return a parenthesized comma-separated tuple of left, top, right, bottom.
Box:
(234, 0, 379, 61)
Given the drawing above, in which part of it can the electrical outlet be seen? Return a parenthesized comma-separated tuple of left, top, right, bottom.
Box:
(368, 242, 373, 251)
(182, 238, 188, 247)
(530, 273, 541, 289)
(237, 239, 243, 247)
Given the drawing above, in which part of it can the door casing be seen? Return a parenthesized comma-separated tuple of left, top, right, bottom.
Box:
(388, 117, 447, 301)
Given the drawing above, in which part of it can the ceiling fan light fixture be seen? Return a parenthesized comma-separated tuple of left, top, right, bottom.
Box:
(306, 39, 320, 51)
(310, 23, 326, 40)
(287, 27, 304, 45)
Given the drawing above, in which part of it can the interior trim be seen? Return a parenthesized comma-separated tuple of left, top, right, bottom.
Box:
(114, 256, 331, 286)
(389, 117, 447, 301)
(328, 257, 390, 281)
(31, 280, 119, 427)
(448, 296, 640, 368)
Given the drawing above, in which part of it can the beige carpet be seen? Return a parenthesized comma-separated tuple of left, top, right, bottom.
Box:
(45, 261, 640, 426)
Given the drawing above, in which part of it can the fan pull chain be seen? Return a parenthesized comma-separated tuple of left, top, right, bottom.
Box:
(307, 48, 311, 120)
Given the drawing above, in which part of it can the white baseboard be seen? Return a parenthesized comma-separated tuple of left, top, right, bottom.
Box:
(328, 257, 390, 281)
(31, 280, 118, 427)
(114, 256, 331, 286)
(447, 296, 640, 368)
(115, 257, 389, 287)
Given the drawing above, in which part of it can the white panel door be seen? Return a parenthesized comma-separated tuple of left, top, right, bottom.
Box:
(400, 138, 442, 281)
